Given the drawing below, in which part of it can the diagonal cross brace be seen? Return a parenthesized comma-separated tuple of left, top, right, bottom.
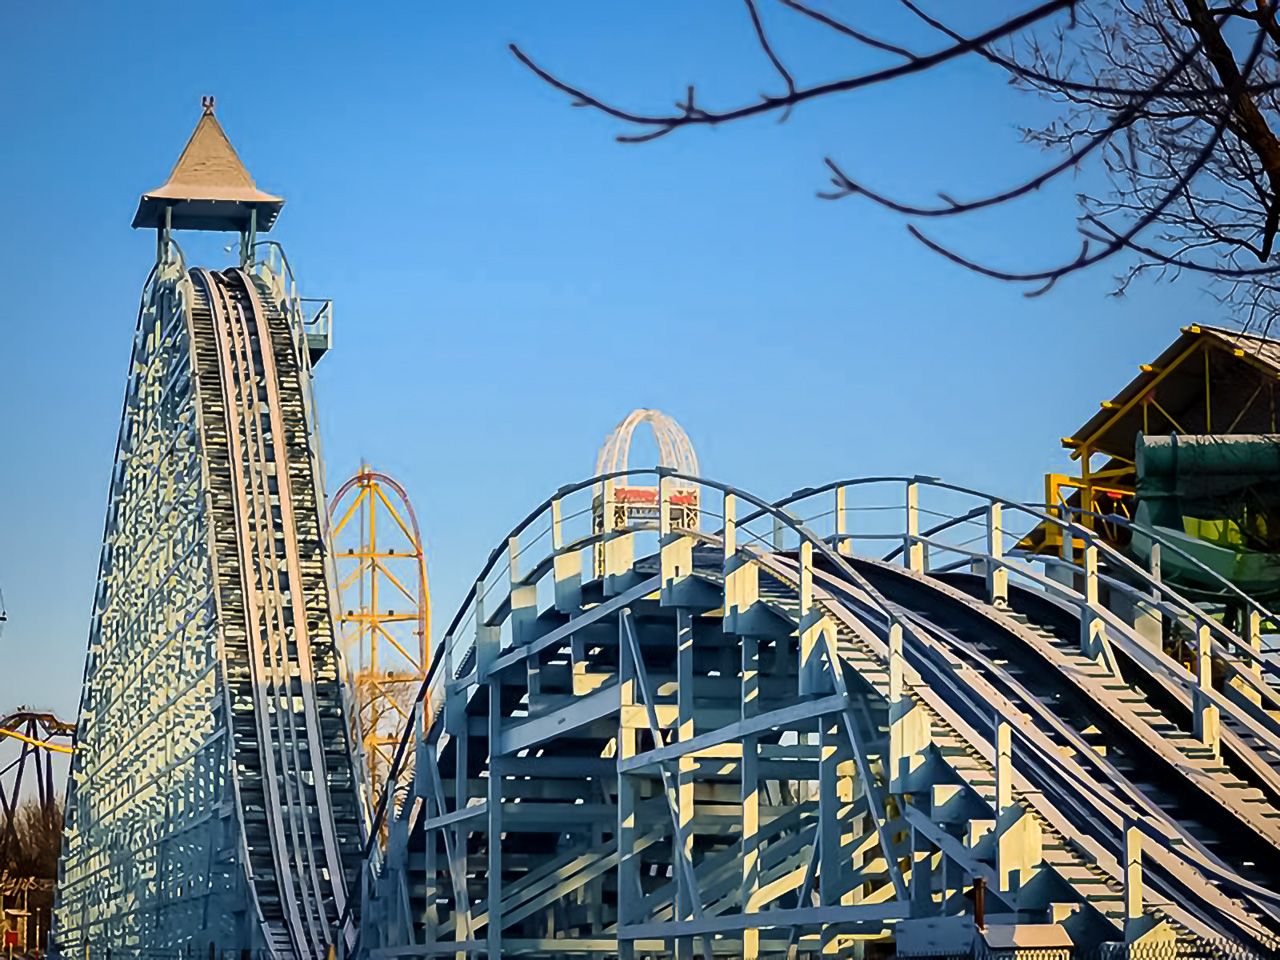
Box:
(619, 607, 706, 921)
(817, 613, 910, 902)
(423, 741, 474, 943)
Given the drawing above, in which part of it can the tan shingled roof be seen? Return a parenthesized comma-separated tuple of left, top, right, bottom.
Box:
(132, 101, 283, 231)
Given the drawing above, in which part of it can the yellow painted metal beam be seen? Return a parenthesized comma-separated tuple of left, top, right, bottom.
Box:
(1067, 336, 1207, 458)
(0, 728, 73, 754)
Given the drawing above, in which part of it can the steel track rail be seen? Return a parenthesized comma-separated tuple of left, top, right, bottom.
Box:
(239, 268, 365, 932)
(226, 271, 331, 954)
(224, 270, 325, 947)
(185, 272, 271, 941)
(187, 271, 281, 950)
(743, 553, 1233, 943)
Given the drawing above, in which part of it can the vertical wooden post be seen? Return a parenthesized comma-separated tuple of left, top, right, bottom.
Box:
(724, 495, 758, 634)
(1194, 622, 1221, 756)
(1123, 822, 1145, 940)
(888, 621, 930, 793)
(741, 630, 761, 959)
(510, 535, 537, 647)
(799, 542, 822, 695)
(475, 575, 499, 679)
(987, 502, 1008, 606)
(994, 718, 1040, 892)
(1080, 544, 1106, 663)
(675, 607, 695, 960)
(835, 486, 850, 557)
(1232, 605, 1263, 706)
(552, 497, 582, 613)
(906, 482, 924, 573)
(617, 610, 639, 960)
(487, 677, 504, 959)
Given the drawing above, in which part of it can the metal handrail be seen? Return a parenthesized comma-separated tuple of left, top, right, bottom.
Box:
(300, 297, 333, 333)
(249, 239, 297, 287)
(758, 476, 1279, 680)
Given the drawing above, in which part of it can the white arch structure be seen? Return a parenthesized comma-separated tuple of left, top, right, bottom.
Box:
(594, 408, 700, 478)
(593, 410, 701, 576)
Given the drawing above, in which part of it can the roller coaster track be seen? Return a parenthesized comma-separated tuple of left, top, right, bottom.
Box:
(811, 559, 1280, 938)
(190, 266, 362, 955)
(53, 104, 1280, 958)
(54, 258, 363, 959)
(359, 470, 1280, 958)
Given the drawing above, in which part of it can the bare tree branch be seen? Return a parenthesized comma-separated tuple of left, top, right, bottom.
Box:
(513, 0, 1280, 331)
(509, 0, 1077, 143)
(744, 0, 797, 98)
(777, 0, 918, 61)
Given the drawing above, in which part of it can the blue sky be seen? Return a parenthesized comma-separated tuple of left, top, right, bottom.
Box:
(0, 3, 1206, 720)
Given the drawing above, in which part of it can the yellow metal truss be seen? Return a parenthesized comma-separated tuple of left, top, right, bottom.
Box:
(329, 467, 431, 825)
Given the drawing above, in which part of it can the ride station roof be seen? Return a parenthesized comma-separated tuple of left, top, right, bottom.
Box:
(1063, 323, 1280, 461)
(132, 97, 283, 233)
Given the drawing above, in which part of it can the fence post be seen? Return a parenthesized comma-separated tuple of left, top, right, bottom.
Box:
(798, 542, 822, 695)
(1123, 821, 1144, 940)
(835, 486, 850, 557)
(601, 478, 635, 589)
(1079, 542, 1107, 664)
(1131, 541, 1163, 653)
(1232, 604, 1264, 707)
(1194, 622, 1221, 756)
(551, 497, 583, 613)
(474, 575, 498, 679)
(509, 534, 537, 647)
(905, 481, 924, 573)
(986, 502, 1007, 606)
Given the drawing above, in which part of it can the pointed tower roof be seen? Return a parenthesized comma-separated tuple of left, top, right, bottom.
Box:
(132, 97, 284, 232)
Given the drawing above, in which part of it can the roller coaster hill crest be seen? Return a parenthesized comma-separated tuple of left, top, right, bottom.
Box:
(44, 99, 1280, 960)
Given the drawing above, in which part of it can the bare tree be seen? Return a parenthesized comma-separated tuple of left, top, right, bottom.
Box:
(1, 802, 61, 955)
(3, 800, 62, 878)
(513, 1, 1280, 332)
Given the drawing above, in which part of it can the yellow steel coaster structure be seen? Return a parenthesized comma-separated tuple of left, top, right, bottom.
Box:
(329, 467, 431, 820)
(1, 711, 74, 872)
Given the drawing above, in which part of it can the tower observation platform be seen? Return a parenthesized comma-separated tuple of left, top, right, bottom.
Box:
(46, 101, 1280, 960)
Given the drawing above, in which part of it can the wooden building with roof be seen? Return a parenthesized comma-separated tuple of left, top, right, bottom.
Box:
(1027, 323, 1280, 558)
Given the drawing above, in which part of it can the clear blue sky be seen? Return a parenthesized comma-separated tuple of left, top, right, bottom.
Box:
(0, 3, 1204, 720)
